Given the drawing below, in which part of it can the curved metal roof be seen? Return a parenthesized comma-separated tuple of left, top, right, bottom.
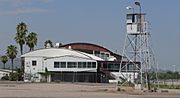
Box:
(21, 48, 103, 61)
(60, 42, 112, 53)
(60, 42, 122, 61)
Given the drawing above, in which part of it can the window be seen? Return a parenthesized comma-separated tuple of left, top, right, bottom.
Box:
(60, 62, 66, 68)
(78, 62, 83, 68)
(114, 64, 120, 69)
(32, 61, 37, 66)
(95, 51, 100, 57)
(127, 14, 132, 20)
(54, 62, 60, 68)
(106, 54, 109, 57)
(108, 63, 114, 69)
(132, 14, 135, 22)
(63, 62, 97, 69)
(87, 62, 91, 68)
(100, 52, 109, 60)
(103, 63, 107, 68)
(54, 62, 66, 68)
(67, 62, 77, 68)
(92, 62, 96, 68)
(83, 62, 86, 68)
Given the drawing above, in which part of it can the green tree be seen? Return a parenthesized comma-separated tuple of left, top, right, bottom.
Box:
(6, 45, 18, 73)
(158, 72, 166, 84)
(15, 22, 27, 78)
(44, 40, 53, 48)
(15, 22, 28, 55)
(26, 32, 37, 51)
(174, 72, 180, 81)
(12, 68, 23, 81)
(0, 55, 8, 69)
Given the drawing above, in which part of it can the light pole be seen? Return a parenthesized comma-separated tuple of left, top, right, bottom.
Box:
(134, 1, 146, 90)
(135, 1, 141, 34)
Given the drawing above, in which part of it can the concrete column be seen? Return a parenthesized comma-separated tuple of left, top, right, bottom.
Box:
(48, 74, 51, 82)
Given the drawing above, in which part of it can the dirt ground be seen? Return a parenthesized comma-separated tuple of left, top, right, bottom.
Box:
(0, 81, 180, 98)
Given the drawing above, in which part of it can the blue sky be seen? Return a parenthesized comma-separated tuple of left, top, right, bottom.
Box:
(0, 0, 180, 71)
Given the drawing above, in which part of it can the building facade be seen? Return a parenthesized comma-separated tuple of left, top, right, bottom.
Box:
(59, 43, 139, 83)
(22, 43, 139, 83)
(21, 48, 103, 82)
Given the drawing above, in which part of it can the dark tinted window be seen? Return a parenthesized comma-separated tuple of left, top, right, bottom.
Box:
(92, 62, 96, 68)
(67, 62, 76, 68)
(60, 62, 66, 68)
(32, 61, 37, 66)
(54, 62, 59, 68)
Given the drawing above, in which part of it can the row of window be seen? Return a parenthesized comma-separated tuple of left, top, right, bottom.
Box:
(54, 62, 96, 68)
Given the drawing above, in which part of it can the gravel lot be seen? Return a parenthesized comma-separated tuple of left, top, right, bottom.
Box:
(0, 81, 179, 98)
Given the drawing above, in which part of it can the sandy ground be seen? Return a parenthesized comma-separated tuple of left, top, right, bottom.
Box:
(0, 81, 180, 98)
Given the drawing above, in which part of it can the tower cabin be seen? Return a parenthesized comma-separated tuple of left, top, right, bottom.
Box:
(126, 13, 146, 34)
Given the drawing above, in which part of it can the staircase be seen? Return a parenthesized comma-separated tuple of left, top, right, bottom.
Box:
(109, 72, 127, 83)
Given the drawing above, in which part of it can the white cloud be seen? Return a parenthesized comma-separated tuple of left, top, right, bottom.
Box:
(0, 8, 48, 15)
(39, 0, 54, 3)
(15, 7, 48, 14)
(4, 0, 54, 7)
(0, 0, 54, 3)
(0, 0, 53, 15)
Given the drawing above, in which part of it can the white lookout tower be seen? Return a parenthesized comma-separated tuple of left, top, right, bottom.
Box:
(118, 2, 159, 90)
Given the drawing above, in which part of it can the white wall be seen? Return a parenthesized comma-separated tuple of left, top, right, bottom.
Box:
(24, 56, 97, 82)
(45, 56, 97, 72)
(25, 57, 44, 74)
(127, 24, 138, 34)
(24, 57, 44, 82)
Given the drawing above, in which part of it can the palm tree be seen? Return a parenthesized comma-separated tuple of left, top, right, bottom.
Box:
(14, 22, 28, 55)
(15, 22, 27, 75)
(6, 45, 18, 73)
(26, 32, 37, 51)
(0, 55, 8, 69)
(44, 40, 53, 48)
